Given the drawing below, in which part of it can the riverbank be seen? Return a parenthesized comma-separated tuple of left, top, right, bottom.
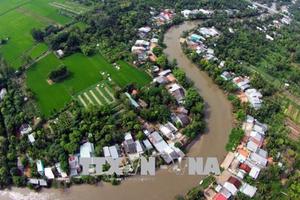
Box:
(1, 20, 232, 200)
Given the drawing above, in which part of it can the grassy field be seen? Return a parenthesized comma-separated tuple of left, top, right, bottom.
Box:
(284, 101, 300, 124)
(26, 53, 151, 116)
(0, 0, 76, 69)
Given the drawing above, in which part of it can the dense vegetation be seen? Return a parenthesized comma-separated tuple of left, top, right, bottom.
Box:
(48, 65, 69, 82)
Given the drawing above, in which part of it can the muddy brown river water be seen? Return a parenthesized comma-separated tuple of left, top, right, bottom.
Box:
(1, 20, 232, 200)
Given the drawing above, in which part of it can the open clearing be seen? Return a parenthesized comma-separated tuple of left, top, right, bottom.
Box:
(0, 0, 85, 69)
(26, 53, 151, 116)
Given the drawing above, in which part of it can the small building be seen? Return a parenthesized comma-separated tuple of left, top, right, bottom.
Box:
(0, 88, 7, 100)
(123, 132, 137, 154)
(249, 165, 261, 179)
(223, 176, 242, 195)
(199, 27, 220, 38)
(69, 155, 80, 177)
(109, 145, 120, 159)
(125, 92, 140, 108)
(103, 146, 111, 157)
(135, 140, 144, 154)
(221, 71, 234, 81)
(56, 49, 64, 58)
(80, 142, 94, 158)
(55, 163, 68, 178)
(28, 133, 35, 144)
(143, 139, 153, 150)
(19, 124, 32, 136)
(36, 160, 44, 176)
(44, 167, 55, 179)
(250, 152, 268, 167)
(239, 183, 257, 197)
(246, 140, 259, 152)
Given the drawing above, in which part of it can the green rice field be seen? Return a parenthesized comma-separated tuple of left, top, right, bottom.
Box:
(26, 53, 151, 116)
(0, 0, 88, 68)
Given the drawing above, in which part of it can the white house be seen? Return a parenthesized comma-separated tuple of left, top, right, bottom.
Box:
(80, 142, 94, 158)
(44, 167, 55, 179)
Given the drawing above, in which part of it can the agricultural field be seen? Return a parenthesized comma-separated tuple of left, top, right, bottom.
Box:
(283, 98, 300, 124)
(76, 82, 116, 108)
(0, 0, 89, 69)
(26, 53, 151, 116)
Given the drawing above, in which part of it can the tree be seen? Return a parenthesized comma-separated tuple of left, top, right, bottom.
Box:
(31, 28, 44, 42)
(156, 55, 168, 69)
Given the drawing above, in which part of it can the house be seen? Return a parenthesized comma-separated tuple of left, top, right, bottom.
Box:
(220, 71, 234, 81)
(240, 183, 257, 197)
(80, 142, 94, 158)
(135, 40, 150, 47)
(55, 163, 68, 178)
(56, 49, 64, 58)
(189, 34, 205, 43)
(135, 140, 144, 154)
(151, 38, 159, 44)
(138, 27, 151, 37)
(245, 89, 263, 109)
(36, 160, 44, 176)
(125, 92, 140, 108)
(199, 27, 220, 38)
(28, 178, 39, 185)
(159, 122, 177, 139)
(246, 140, 259, 152)
(69, 155, 80, 176)
(39, 179, 48, 187)
(232, 77, 251, 91)
(168, 83, 185, 104)
(266, 34, 274, 41)
(28, 133, 35, 144)
(132, 46, 146, 54)
(158, 69, 172, 77)
(236, 149, 250, 163)
(172, 113, 190, 127)
(166, 74, 176, 83)
(109, 145, 120, 159)
(223, 176, 242, 195)
(44, 167, 55, 179)
(0, 88, 7, 100)
(103, 146, 111, 157)
(143, 139, 153, 150)
(177, 106, 188, 114)
(153, 76, 169, 85)
(19, 124, 32, 136)
(213, 193, 228, 200)
(249, 165, 261, 179)
(123, 132, 137, 154)
(239, 163, 251, 173)
(28, 178, 48, 187)
(250, 152, 268, 167)
(250, 131, 264, 146)
(253, 121, 268, 135)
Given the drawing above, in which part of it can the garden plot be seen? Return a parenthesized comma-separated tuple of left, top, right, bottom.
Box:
(77, 82, 115, 108)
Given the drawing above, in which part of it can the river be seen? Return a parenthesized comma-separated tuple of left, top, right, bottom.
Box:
(1, 20, 232, 200)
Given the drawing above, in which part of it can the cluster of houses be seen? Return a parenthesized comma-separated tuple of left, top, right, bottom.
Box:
(184, 27, 220, 61)
(204, 115, 270, 200)
(151, 9, 175, 26)
(181, 9, 214, 19)
(131, 9, 176, 64)
(221, 74, 263, 110)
